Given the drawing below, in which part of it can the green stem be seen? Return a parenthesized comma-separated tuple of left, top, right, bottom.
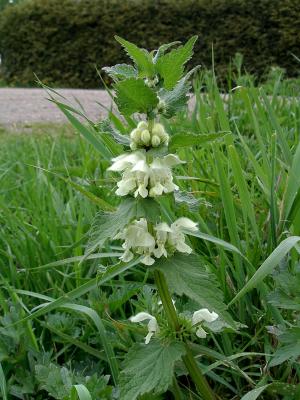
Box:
(153, 270, 179, 331)
(172, 376, 183, 400)
(153, 270, 215, 400)
(182, 346, 215, 400)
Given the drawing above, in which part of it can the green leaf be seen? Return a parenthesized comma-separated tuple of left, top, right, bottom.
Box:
(35, 363, 73, 399)
(153, 41, 181, 63)
(71, 385, 92, 400)
(268, 269, 300, 310)
(155, 36, 198, 89)
(119, 340, 185, 400)
(169, 132, 227, 151)
(52, 100, 113, 160)
(240, 384, 271, 400)
(269, 327, 300, 367)
(62, 303, 119, 385)
(159, 67, 199, 118)
(115, 36, 155, 78)
(114, 78, 159, 116)
(184, 229, 245, 258)
(85, 198, 137, 256)
(102, 64, 137, 81)
(283, 139, 300, 221)
(96, 119, 131, 146)
(241, 382, 300, 400)
(229, 236, 300, 306)
(0, 363, 7, 400)
(154, 254, 234, 326)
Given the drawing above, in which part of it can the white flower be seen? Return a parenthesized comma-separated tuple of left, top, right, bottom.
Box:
(108, 152, 144, 172)
(108, 151, 183, 198)
(115, 217, 198, 264)
(129, 312, 159, 344)
(114, 218, 155, 265)
(148, 155, 183, 197)
(167, 218, 198, 254)
(153, 222, 170, 258)
(192, 308, 219, 338)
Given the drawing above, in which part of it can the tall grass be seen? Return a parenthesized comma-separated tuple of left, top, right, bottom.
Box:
(0, 69, 299, 399)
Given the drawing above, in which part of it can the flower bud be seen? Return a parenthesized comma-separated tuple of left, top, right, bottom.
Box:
(151, 135, 161, 147)
(141, 129, 151, 145)
(130, 128, 141, 142)
(152, 123, 165, 138)
(130, 142, 138, 150)
(137, 121, 148, 131)
(161, 132, 169, 144)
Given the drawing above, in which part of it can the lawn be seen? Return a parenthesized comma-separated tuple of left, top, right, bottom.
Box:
(0, 63, 300, 399)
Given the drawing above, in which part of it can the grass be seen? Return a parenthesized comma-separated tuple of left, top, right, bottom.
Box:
(0, 70, 300, 399)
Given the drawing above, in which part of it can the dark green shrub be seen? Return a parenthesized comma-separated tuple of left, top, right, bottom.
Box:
(0, 0, 299, 88)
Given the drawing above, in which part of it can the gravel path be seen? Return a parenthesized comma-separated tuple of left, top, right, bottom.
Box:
(0, 88, 112, 126)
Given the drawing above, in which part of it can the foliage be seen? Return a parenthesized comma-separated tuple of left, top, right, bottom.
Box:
(119, 340, 185, 400)
(0, 0, 300, 87)
(0, 55, 300, 398)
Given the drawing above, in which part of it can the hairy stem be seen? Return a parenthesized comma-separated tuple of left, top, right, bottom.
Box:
(153, 269, 215, 400)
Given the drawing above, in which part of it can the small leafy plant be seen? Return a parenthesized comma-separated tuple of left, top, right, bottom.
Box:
(97, 35, 227, 399)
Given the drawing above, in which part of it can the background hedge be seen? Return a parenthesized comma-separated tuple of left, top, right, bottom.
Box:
(0, 0, 299, 88)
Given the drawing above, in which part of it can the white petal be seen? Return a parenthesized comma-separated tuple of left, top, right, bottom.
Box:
(132, 160, 149, 173)
(192, 309, 219, 325)
(145, 331, 154, 344)
(136, 184, 148, 198)
(120, 250, 134, 263)
(148, 317, 159, 333)
(149, 182, 164, 197)
(172, 218, 198, 232)
(196, 327, 207, 338)
(141, 254, 155, 265)
(129, 312, 155, 323)
(155, 222, 171, 231)
(174, 240, 193, 254)
(162, 154, 185, 167)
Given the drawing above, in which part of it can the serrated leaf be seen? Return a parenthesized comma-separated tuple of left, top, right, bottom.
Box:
(169, 132, 228, 151)
(155, 36, 198, 90)
(270, 342, 300, 367)
(154, 254, 234, 326)
(153, 41, 181, 63)
(114, 78, 159, 116)
(102, 64, 137, 81)
(119, 340, 185, 400)
(35, 364, 72, 399)
(115, 36, 155, 78)
(96, 119, 130, 146)
(269, 327, 300, 367)
(86, 198, 137, 256)
(159, 67, 199, 118)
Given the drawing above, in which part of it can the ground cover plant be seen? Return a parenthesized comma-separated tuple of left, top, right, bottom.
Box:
(0, 37, 300, 399)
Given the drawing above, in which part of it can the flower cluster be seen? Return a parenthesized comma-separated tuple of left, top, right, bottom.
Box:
(129, 121, 169, 150)
(114, 217, 198, 265)
(108, 151, 183, 198)
(130, 308, 219, 344)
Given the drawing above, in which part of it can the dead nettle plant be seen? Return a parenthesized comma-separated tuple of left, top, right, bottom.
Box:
(93, 36, 237, 400)
(40, 36, 242, 399)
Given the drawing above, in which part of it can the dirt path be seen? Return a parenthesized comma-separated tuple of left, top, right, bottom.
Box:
(0, 88, 112, 126)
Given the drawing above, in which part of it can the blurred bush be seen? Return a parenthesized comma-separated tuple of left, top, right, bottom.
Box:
(0, 0, 299, 88)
